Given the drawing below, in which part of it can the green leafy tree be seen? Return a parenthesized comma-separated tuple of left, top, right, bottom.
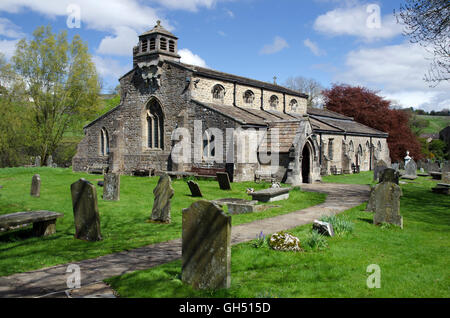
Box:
(429, 139, 447, 160)
(12, 26, 101, 164)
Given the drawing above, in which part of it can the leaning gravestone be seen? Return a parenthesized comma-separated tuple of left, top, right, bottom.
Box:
(216, 172, 231, 190)
(71, 179, 102, 241)
(187, 180, 202, 197)
(150, 173, 174, 223)
(103, 173, 120, 201)
(30, 174, 41, 197)
(313, 220, 335, 236)
(374, 160, 388, 181)
(182, 200, 231, 290)
(373, 170, 403, 228)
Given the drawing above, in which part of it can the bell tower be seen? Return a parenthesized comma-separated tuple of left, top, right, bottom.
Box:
(133, 20, 180, 67)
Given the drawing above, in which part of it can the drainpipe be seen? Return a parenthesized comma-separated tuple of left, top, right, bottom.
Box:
(319, 133, 323, 165)
(260, 88, 264, 110)
(283, 93, 286, 113)
(233, 81, 237, 107)
(369, 136, 373, 170)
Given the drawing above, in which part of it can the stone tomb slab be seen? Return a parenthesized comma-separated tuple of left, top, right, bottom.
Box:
(216, 172, 231, 190)
(249, 187, 291, 202)
(0, 210, 63, 236)
(182, 200, 231, 290)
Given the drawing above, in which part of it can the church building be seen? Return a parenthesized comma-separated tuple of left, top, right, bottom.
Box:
(73, 21, 391, 185)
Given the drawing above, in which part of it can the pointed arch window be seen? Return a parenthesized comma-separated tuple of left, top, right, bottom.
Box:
(349, 140, 354, 153)
(146, 100, 164, 150)
(100, 128, 109, 156)
(328, 139, 334, 160)
(203, 130, 215, 159)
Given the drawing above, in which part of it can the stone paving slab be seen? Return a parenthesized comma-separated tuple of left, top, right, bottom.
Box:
(0, 183, 369, 298)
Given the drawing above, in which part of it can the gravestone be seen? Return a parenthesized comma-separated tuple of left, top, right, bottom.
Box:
(391, 163, 399, 172)
(70, 179, 102, 241)
(103, 173, 120, 201)
(30, 174, 41, 197)
(150, 173, 174, 223)
(35, 156, 41, 167)
(216, 172, 231, 190)
(442, 162, 450, 174)
(187, 180, 202, 197)
(372, 176, 403, 228)
(313, 220, 335, 236)
(404, 159, 417, 177)
(46, 155, 53, 167)
(379, 168, 399, 184)
(366, 185, 376, 212)
(182, 200, 231, 290)
(373, 160, 388, 181)
(443, 172, 450, 184)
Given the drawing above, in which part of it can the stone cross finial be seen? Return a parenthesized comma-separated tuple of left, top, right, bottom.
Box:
(273, 76, 277, 84)
(156, 20, 161, 27)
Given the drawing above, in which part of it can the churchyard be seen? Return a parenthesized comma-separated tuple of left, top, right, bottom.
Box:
(0, 167, 325, 277)
(0, 166, 448, 298)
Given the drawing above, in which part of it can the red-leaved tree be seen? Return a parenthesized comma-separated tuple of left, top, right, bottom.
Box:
(323, 84, 423, 162)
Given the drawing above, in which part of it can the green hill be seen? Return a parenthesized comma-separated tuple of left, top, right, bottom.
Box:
(416, 115, 450, 134)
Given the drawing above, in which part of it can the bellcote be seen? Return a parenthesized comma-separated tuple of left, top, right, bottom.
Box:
(133, 20, 180, 67)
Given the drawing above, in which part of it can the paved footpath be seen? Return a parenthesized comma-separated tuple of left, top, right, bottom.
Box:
(0, 183, 369, 298)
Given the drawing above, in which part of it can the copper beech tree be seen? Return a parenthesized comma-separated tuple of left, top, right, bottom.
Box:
(322, 84, 422, 162)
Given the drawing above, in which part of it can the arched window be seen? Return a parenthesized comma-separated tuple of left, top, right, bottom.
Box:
(169, 40, 175, 53)
(149, 38, 156, 50)
(146, 99, 164, 150)
(141, 39, 148, 52)
(243, 90, 255, 104)
(100, 128, 109, 156)
(349, 140, 354, 153)
(160, 37, 167, 50)
(377, 141, 382, 152)
(328, 139, 334, 160)
(269, 95, 279, 108)
(212, 84, 225, 101)
(289, 99, 298, 111)
(203, 130, 215, 158)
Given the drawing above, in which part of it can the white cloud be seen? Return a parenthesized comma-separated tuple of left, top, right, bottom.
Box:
(336, 42, 450, 110)
(224, 8, 234, 18)
(0, 17, 24, 38)
(92, 55, 130, 81)
(313, 3, 402, 41)
(0, 39, 19, 59)
(97, 26, 138, 56)
(304, 38, 326, 56)
(179, 48, 208, 67)
(259, 36, 289, 55)
(0, 0, 165, 33)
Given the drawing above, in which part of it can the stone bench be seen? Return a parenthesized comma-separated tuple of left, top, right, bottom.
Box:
(88, 164, 108, 175)
(330, 165, 343, 175)
(249, 187, 291, 202)
(0, 210, 63, 236)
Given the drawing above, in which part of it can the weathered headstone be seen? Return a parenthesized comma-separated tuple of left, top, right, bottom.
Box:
(216, 172, 231, 190)
(150, 173, 174, 223)
(405, 159, 417, 177)
(30, 174, 41, 197)
(70, 179, 102, 241)
(373, 177, 403, 228)
(443, 172, 450, 184)
(182, 200, 231, 290)
(187, 180, 202, 197)
(374, 159, 388, 181)
(379, 168, 399, 184)
(46, 155, 53, 167)
(366, 185, 376, 212)
(35, 156, 41, 167)
(103, 173, 120, 201)
(391, 163, 399, 172)
(313, 220, 335, 236)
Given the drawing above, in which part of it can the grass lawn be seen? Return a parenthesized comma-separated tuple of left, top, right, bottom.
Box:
(0, 167, 325, 277)
(107, 171, 450, 298)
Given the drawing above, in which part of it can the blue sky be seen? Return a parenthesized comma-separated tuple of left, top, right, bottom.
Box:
(0, 0, 448, 111)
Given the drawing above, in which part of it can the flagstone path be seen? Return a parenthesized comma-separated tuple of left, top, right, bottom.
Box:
(0, 183, 370, 298)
